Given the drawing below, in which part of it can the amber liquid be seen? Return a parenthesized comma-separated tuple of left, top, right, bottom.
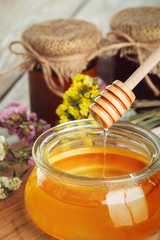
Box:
(103, 128, 108, 177)
(25, 147, 160, 240)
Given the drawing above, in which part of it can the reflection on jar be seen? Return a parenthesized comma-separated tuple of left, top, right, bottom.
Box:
(103, 186, 148, 227)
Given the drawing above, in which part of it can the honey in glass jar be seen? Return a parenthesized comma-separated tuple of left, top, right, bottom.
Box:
(22, 19, 101, 125)
(25, 120, 160, 240)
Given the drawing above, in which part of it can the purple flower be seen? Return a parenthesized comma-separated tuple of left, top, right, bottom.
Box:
(39, 119, 51, 133)
(4, 101, 27, 115)
(42, 123, 50, 132)
(16, 128, 25, 140)
(25, 124, 36, 144)
(0, 108, 15, 122)
(14, 106, 27, 115)
(28, 156, 35, 166)
(5, 101, 20, 109)
(0, 101, 51, 144)
(8, 127, 17, 135)
(0, 102, 27, 124)
(39, 119, 47, 124)
(27, 113, 38, 122)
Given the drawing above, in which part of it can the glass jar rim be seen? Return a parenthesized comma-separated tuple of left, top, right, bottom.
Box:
(33, 119, 160, 187)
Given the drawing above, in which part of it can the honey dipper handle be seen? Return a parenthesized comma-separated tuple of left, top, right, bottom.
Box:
(124, 47, 160, 90)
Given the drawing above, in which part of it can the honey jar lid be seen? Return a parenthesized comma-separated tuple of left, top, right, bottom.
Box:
(22, 19, 102, 57)
(110, 7, 160, 41)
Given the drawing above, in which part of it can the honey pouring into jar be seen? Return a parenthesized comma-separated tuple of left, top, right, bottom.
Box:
(89, 47, 160, 128)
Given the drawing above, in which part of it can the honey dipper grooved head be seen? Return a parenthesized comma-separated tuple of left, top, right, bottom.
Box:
(89, 80, 135, 128)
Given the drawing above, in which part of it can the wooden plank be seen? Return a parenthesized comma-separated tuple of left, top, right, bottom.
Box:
(0, 168, 54, 240)
(0, 73, 29, 110)
(0, 0, 57, 98)
(0, 0, 87, 99)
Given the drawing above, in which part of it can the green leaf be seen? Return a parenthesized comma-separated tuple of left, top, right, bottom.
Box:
(7, 147, 16, 158)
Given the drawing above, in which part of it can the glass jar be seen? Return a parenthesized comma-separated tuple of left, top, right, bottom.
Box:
(28, 58, 97, 125)
(25, 119, 160, 240)
(22, 19, 101, 125)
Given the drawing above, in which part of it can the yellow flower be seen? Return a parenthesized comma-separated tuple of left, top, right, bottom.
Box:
(56, 74, 100, 123)
(59, 115, 69, 124)
(88, 113, 93, 119)
(75, 81, 83, 90)
(67, 87, 79, 100)
(79, 99, 91, 117)
(63, 93, 70, 103)
(92, 85, 98, 90)
(68, 106, 79, 119)
(56, 104, 68, 117)
(84, 92, 90, 98)
(72, 74, 84, 83)
(90, 88, 100, 98)
(83, 75, 93, 88)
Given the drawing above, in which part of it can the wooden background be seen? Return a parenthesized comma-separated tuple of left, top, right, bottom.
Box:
(1, 0, 160, 239)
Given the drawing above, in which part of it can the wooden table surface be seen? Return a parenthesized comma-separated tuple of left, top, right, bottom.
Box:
(1, 0, 160, 239)
(0, 168, 54, 240)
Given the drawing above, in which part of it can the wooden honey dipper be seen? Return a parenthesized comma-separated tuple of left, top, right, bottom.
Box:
(89, 47, 160, 128)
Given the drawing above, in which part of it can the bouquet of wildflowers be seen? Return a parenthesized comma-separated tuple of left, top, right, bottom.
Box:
(0, 101, 50, 199)
(56, 74, 100, 123)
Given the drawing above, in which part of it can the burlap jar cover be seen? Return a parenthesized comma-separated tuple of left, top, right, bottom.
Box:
(107, 6, 160, 96)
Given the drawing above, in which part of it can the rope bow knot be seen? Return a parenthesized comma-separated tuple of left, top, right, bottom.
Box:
(103, 31, 160, 96)
(0, 41, 95, 97)
(5, 41, 68, 97)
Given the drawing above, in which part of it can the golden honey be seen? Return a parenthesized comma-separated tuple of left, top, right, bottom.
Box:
(25, 120, 160, 240)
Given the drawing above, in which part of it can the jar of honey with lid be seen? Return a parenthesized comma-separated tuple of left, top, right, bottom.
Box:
(22, 19, 101, 125)
(102, 7, 160, 100)
(25, 119, 160, 240)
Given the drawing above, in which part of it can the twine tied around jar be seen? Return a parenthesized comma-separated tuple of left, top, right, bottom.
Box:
(0, 40, 97, 98)
(101, 30, 160, 96)
(0, 41, 66, 97)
